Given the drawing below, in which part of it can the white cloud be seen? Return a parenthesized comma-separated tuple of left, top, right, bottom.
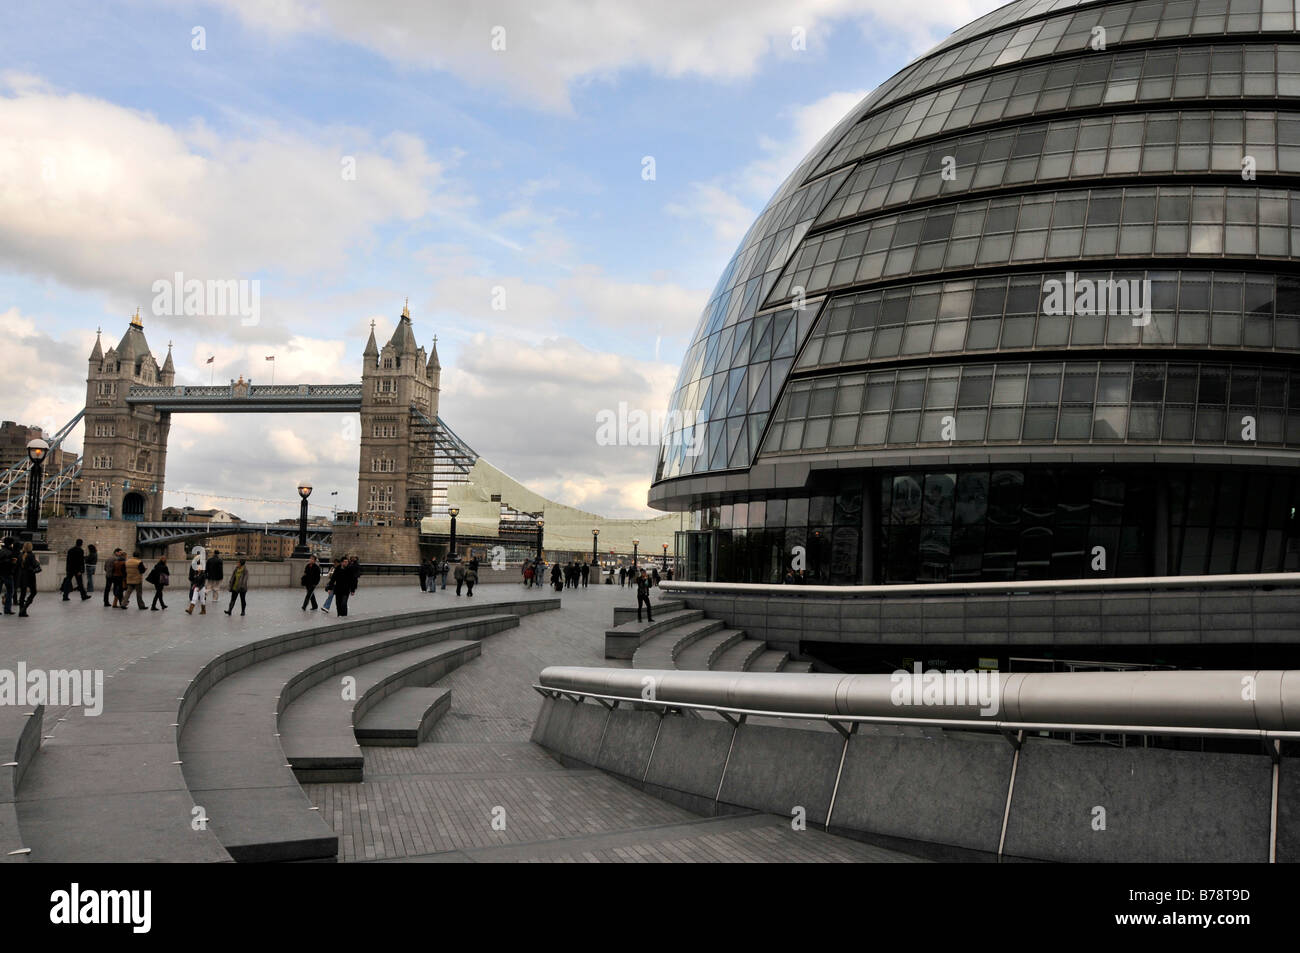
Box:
(203, 0, 1003, 113)
(0, 78, 457, 305)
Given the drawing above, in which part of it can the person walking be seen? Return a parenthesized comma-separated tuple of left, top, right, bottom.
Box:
(147, 556, 170, 610)
(109, 549, 127, 608)
(651, 567, 661, 588)
(186, 546, 207, 615)
(453, 560, 466, 596)
(464, 561, 477, 597)
(321, 557, 342, 612)
(124, 551, 148, 610)
(16, 542, 40, 617)
(0, 538, 18, 615)
(224, 558, 249, 616)
(439, 558, 449, 590)
(62, 539, 90, 601)
(102, 548, 119, 607)
(418, 557, 430, 592)
(204, 549, 224, 610)
(551, 562, 562, 592)
(334, 556, 356, 617)
(522, 560, 533, 589)
(84, 543, 98, 595)
(581, 560, 590, 588)
(619, 565, 627, 587)
(301, 554, 321, 610)
(635, 569, 654, 623)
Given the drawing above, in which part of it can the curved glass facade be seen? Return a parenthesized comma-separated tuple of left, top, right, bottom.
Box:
(653, 0, 1300, 584)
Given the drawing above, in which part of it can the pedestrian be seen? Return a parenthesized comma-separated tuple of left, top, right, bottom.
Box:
(124, 550, 148, 610)
(301, 554, 321, 610)
(635, 569, 654, 623)
(109, 549, 127, 608)
(205, 549, 224, 609)
(186, 545, 207, 615)
(16, 542, 41, 617)
(522, 560, 533, 589)
(102, 547, 119, 607)
(454, 560, 465, 596)
(0, 538, 16, 615)
(439, 558, 449, 590)
(84, 543, 98, 594)
(146, 555, 169, 610)
(223, 558, 249, 616)
(581, 560, 590, 588)
(464, 562, 477, 597)
(651, 567, 660, 588)
(551, 562, 562, 592)
(418, 557, 430, 592)
(619, 566, 627, 587)
(335, 556, 356, 617)
(61, 538, 89, 601)
(321, 557, 342, 612)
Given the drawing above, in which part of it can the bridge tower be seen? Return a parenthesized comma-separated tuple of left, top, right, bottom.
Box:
(81, 310, 173, 521)
(357, 301, 439, 525)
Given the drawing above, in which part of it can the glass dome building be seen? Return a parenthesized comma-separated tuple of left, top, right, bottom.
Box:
(652, 0, 1300, 585)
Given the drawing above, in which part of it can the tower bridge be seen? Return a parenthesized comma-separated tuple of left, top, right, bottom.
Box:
(4, 302, 476, 538)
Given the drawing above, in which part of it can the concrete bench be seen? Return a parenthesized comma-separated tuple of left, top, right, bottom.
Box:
(281, 632, 499, 781)
(355, 687, 452, 747)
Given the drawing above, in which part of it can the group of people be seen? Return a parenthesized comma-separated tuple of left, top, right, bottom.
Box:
(300, 553, 363, 616)
(0, 538, 42, 617)
(520, 558, 594, 591)
(616, 564, 668, 588)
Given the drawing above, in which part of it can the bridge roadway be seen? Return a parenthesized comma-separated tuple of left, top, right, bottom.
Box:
(125, 382, 361, 413)
(3, 582, 917, 863)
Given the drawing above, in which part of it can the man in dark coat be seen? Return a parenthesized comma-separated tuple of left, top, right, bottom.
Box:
(301, 554, 322, 610)
(62, 539, 89, 600)
(0, 538, 17, 615)
(635, 569, 654, 623)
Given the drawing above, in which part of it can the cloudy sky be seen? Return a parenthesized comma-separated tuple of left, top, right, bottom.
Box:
(0, 0, 999, 521)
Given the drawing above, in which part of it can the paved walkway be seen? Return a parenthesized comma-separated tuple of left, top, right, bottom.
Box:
(303, 582, 922, 863)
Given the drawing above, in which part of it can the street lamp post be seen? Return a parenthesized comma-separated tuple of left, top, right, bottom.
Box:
(632, 537, 639, 572)
(448, 507, 460, 560)
(662, 543, 668, 571)
(23, 438, 49, 542)
(293, 481, 312, 557)
(592, 528, 599, 565)
(536, 518, 545, 561)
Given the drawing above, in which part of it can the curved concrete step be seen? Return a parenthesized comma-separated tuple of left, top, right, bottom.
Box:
(676, 629, 745, 671)
(782, 660, 815, 674)
(632, 618, 723, 669)
(355, 687, 451, 747)
(607, 609, 702, 660)
(748, 649, 790, 673)
(711, 638, 766, 672)
(280, 636, 490, 781)
(0, 705, 42, 863)
(179, 613, 519, 862)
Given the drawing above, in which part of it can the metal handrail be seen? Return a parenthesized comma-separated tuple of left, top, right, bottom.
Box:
(537, 666, 1300, 734)
(531, 684, 1300, 742)
(660, 571, 1300, 598)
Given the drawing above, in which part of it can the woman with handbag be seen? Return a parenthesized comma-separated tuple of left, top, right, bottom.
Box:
(147, 556, 170, 610)
(16, 542, 40, 617)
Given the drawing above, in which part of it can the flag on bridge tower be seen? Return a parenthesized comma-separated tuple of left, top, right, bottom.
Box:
(205, 355, 214, 364)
